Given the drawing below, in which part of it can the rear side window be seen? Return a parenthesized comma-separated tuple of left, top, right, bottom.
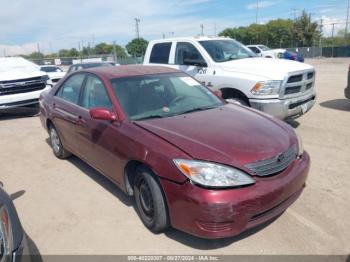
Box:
(249, 46, 260, 54)
(149, 43, 171, 64)
(56, 73, 85, 104)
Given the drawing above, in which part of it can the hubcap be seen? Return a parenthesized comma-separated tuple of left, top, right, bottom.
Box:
(139, 180, 154, 219)
(50, 128, 61, 153)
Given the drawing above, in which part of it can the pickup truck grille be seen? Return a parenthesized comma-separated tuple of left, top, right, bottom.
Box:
(245, 147, 297, 177)
(0, 77, 46, 96)
(283, 70, 315, 97)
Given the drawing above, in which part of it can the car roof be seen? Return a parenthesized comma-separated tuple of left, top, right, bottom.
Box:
(84, 65, 181, 79)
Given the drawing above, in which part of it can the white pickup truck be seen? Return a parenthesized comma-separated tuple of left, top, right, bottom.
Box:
(0, 57, 52, 110)
(144, 37, 316, 119)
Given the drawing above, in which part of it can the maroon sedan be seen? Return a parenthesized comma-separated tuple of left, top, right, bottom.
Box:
(39, 65, 309, 239)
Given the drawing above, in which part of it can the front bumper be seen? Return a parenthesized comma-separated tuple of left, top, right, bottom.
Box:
(161, 152, 310, 239)
(0, 85, 51, 110)
(345, 87, 350, 99)
(249, 93, 316, 119)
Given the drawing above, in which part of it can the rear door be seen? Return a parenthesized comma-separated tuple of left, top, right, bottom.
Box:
(52, 73, 86, 154)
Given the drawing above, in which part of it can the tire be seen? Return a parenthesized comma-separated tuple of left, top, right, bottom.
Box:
(226, 97, 249, 106)
(49, 124, 71, 159)
(134, 167, 168, 233)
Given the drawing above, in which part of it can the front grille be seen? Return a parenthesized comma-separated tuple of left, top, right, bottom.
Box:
(285, 86, 302, 95)
(287, 75, 303, 83)
(0, 77, 46, 96)
(283, 70, 315, 97)
(245, 147, 296, 177)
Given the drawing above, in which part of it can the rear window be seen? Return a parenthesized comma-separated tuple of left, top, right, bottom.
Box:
(149, 43, 171, 64)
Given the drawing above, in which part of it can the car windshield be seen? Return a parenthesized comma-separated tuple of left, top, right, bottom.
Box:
(259, 45, 270, 51)
(41, 66, 62, 72)
(111, 73, 224, 121)
(199, 40, 256, 62)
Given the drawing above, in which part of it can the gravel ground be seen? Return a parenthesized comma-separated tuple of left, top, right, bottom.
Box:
(0, 58, 349, 256)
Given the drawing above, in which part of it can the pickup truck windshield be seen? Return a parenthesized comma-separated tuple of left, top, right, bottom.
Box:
(111, 73, 223, 121)
(199, 40, 256, 62)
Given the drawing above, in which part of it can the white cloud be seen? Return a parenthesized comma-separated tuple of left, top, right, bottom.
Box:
(246, 1, 279, 10)
(0, 0, 234, 56)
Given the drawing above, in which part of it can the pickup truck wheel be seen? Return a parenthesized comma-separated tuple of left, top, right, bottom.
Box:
(226, 98, 248, 106)
(134, 167, 168, 233)
(49, 125, 71, 159)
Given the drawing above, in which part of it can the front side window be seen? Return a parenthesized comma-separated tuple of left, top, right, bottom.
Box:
(199, 40, 256, 62)
(111, 73, 223, 121)
(248, 46, 261, 54)
(175, 42, 205, 65)
(149, 43, 171, 64)
(56, 73, 85, 104)
(81, 75, 112, 110)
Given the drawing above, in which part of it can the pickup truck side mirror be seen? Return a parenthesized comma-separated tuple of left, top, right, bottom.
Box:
(183, 58, 207, 68)
(90, 108, 117, 121)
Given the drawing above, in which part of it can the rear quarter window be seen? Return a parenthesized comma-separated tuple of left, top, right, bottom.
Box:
(149, 43, 171, 64)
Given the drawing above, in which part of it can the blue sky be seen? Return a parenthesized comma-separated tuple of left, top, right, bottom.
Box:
(0, 0, 348, 55)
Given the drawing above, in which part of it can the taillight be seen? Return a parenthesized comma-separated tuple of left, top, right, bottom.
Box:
(0, 206, 13, 261)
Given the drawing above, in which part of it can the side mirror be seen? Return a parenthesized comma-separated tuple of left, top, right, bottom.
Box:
(183, 58, 207, 67)
(90, 108, 117, 121)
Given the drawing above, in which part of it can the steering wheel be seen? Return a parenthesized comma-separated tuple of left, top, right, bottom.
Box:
(169, 95, 187, 106)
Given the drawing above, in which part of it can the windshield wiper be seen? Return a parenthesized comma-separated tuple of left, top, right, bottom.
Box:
(178, 105, 218, 115)
(133, 115, 165, 121)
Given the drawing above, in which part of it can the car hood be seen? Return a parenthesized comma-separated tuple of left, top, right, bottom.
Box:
(218, 57, 313, 80)
(135, 104, 294, 169)
(0, 69, 46, 81)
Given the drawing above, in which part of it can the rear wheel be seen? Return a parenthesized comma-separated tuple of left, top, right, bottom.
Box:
(49, 125, 71, 159)
(134, 167, 168, 233)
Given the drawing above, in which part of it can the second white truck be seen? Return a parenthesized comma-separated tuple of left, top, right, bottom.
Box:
(144, 37, 316, 119)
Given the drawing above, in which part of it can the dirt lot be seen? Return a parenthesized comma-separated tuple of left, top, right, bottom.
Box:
(0, 58, 349, 256)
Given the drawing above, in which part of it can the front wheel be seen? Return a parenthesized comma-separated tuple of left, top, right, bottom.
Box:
(226, 98, 249, 106)
(49, 125, 71, 159)
(134, 167, 169, 233)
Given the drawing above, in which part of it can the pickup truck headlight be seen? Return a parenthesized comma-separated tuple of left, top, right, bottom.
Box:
(251, 80, 282, 96)
(174, 159, 255, 188)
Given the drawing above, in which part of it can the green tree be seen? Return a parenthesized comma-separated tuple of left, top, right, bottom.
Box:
(126, 38, 148, 57)
(27, 52, 44, 59)
(266, 19, 294, 48)
(94, 42, 127, 58)
(293, 10, 321, 47)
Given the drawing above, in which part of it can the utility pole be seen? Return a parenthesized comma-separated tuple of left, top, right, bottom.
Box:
(200, 24, 204, 36)
(331, 23, 335, 57)
(319, 19, 323, 57)
(113, 40, 117, 63)
(255, 0, 259, 24)
(135, 18, 140, 39)
(346, 0, 350, 44)
(36, 43, 41, 54)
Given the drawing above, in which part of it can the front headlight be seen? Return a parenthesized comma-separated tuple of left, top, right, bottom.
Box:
(41, 74, 49, 82)
(0, 206, 13, 261)
(173, 159, 255, 188)
(251, 80, 282, 96)
(294, 130, 304, 156)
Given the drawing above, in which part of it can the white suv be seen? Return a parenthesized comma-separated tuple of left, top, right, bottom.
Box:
(144, 37, 316, 119)
(0, 57, 52, 110)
